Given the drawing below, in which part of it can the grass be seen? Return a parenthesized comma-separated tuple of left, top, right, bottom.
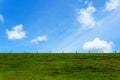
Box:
(0, 53, 120, 80)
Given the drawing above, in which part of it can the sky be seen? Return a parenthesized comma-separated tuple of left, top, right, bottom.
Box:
(0, 0, 120, 53)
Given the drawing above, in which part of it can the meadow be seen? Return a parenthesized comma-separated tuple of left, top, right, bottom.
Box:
(0, 53, 120, 80)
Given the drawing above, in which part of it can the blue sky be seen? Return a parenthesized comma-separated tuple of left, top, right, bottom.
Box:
(0, 0, 120, 52)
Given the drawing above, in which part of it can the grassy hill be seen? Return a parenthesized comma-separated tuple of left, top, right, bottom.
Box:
(0, 53, 120, 80)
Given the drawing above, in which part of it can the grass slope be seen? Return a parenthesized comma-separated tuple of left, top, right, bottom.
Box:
(0, 53, 120, 80)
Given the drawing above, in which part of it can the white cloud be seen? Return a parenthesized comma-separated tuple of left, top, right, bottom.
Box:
(83, 38, 113, 52)
(77, 2, 97, 28)
(0, 14, 4, 22)
(105, 0, 119, 11)
(84, 1, 89, 4)
(6, 24, 26, 40)
(31, 36, 47, 44)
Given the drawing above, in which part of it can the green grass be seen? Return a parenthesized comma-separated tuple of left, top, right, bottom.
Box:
(0, 53, 120, 80)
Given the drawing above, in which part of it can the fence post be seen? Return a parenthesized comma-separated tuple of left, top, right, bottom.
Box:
(36, 51, 38, 53)
(102, 51, 104, 53)
(76, 51, 77, 54)
(89, 51, 90, 53)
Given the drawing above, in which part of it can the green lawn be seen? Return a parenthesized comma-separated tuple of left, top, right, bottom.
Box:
(0, 53, 120, 80)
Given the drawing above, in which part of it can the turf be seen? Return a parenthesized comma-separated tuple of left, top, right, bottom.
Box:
(0, 53, 120, 80)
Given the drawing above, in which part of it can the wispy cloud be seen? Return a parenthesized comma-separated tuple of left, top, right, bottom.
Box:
(105, 0, 119, 11)
(0, 14, 4, 23)
(83, 38, 113, 52)
(6, 24, 26, 40)
(55, 1, 103, 52)
(77, 2, 98, 29)
(31, 36, 47, 44)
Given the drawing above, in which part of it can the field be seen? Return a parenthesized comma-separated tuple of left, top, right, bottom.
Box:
(0, 53, 120, 80)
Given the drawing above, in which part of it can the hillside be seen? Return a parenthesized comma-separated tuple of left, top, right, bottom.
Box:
(0, 53, 120, 80)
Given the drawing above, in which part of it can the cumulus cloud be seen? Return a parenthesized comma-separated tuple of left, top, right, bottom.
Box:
(105, 0, 119, 11)
(31, 36, 47, 44)
(77, 2, 98, 28)
(6, 24, 26, 40)
(83, 38, 113, 52)
(0, 14, 4, 22)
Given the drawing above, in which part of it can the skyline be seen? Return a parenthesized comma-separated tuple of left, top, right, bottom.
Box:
(0, 0, 120, 52)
